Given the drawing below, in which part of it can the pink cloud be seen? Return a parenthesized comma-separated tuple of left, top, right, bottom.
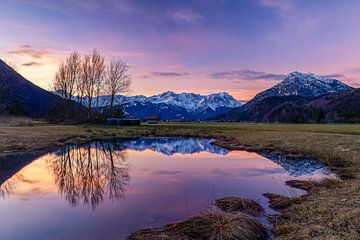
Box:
(172, 10, 203, 23)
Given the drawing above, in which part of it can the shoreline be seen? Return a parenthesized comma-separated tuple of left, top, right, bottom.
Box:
(0, 123, 359, 239)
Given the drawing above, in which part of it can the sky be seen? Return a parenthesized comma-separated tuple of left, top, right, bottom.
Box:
(1, 0, 360, 100)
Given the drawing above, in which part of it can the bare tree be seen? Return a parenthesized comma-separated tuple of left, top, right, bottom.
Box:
(82, 49, 105, 116)
(83, 49, 105, 109)
(104, 60, 131, 114)
(66, 52, 81, 100)
(75, 73, 85, 105)
(53, 52, 81, 109)
(53, 49, 131, 122)
(81, 53, 91, 107)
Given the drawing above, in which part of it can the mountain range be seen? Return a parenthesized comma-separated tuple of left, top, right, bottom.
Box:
(85, 91, 242, 121)
(218, 71, 358, 123)
(95, 138, 230, 156)
(1, 57, 359, 123)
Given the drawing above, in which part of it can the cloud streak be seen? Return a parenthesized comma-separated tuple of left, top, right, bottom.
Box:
(7, 45, 50, 59)
(210, 70, 347, 82)
(146, 71, 189, 78)
(172, 10, 202, 23)
(346, 67, 360, 74)
(210, 70, 285, 81)
(319, 74, 346, 80)
(21, 61, 42, 67)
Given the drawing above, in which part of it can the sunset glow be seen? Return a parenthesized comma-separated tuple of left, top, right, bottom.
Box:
(1, 0, 360, 100)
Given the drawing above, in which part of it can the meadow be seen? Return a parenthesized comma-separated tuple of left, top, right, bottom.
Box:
(1, 122, 359, 239)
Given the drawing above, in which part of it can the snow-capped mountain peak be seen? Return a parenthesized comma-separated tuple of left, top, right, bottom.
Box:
(82, 91, 241, 121)
(253, 71, 353, 101)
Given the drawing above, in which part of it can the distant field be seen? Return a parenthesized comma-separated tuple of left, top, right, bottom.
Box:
(1, 122, 360, 239)
(156, 122, 360, 135)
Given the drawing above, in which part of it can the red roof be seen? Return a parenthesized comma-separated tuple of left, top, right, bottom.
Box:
(147, 116, 160, 120)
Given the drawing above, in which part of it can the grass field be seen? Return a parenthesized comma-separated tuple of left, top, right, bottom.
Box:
(1, 122, 360, 239)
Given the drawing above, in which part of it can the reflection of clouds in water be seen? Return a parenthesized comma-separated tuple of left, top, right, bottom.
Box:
(0, 138, 338, 240)
(154, 170, 183, 175)
(213, 167, 285, 178)
(15, 186, 53, 201)
(0, 152, 44, 198)
(20, 178, 36, 184)
(0, 138, 334, 212)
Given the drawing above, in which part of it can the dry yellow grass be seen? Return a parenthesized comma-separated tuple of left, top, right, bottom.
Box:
(0, 116, 34, 127)
(128, 211, 268, 240)
(215, 197, 263, 216)
(0, 122, 360, 239)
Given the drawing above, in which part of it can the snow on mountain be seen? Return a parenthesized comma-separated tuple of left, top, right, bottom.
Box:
(111, 138, 230, 156)
(253, 71, 353, 101)
(57, 138, 230, 156)
(91, 91, 240, 111)
(84, 91, 241, 120)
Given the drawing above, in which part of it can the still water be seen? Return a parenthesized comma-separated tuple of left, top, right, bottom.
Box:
(0, 138, 332, 240)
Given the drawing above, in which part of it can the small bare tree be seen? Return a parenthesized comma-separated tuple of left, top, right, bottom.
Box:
(104, 60, 131, 114)
(82, 49, 105, 114)
(4, 60, 19, 72)
(53, 52, 81, 107)
(75, 74, 85, 105)
(66, 52, 81, 99)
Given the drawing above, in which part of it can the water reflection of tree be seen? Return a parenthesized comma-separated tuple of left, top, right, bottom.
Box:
(47, 142, 130, 210)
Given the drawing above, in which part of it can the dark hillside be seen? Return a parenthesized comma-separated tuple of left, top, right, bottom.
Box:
(0, 59, 62, 116)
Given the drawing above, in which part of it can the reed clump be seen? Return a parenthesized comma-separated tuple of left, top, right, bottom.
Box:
(215, 197, 263, 216)
(128, 211, 267, 240)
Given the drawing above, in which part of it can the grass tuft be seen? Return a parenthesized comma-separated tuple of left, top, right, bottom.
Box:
(128, 211, 268, 240)
(263, 193, 303, 210)
(215, 197, 263, 216)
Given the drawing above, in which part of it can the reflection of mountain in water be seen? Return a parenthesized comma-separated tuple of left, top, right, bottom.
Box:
(1, 137, 333, 208)
(261, 153, 332, 177)
(0, 152, 44, 197)
(107, 138, 230, 156)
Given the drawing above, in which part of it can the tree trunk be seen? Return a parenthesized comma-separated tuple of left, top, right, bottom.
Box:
(110, 95, 114, 117)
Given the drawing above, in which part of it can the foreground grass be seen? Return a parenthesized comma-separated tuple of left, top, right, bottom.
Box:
(129, 211, 267, 240)
(1, 122, 360, 239)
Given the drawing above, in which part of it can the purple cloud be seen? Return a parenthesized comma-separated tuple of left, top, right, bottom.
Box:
(21, 61, 42, 67)
(210, 70, 285, 81)
(148, 71, 189, 78)
(172, 10, 202, 23)
(7, 45, 50, 59)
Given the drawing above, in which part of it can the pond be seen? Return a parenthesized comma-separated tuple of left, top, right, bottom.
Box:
(0, 138, 333, 240)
